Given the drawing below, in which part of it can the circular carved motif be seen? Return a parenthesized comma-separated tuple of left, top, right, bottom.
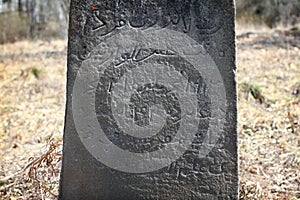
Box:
(72, 27, 226, 173)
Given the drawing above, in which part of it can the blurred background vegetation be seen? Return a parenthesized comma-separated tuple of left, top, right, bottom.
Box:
(0, 0, 70, 43)
(1, 0, 300, 43)
(236, 0, 300, 27)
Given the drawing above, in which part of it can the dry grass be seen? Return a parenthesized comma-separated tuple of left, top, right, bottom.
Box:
(0, 24, 300, 199)
(237, 23, 300, 199)
(0, 40, 66, 199)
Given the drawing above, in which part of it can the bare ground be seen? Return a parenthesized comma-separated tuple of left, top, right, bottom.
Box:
(0, 24, 299, 199)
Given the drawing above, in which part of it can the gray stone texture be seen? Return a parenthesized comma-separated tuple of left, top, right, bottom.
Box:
(59, 0, 238, 199)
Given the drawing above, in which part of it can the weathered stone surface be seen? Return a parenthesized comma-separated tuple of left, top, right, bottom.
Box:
(59, 0, 237, 199)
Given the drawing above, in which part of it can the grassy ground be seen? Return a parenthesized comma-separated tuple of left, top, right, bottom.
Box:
(0, 24, 299, 199)
(0, 40, 66, 199)
(237, 24, 300, 199)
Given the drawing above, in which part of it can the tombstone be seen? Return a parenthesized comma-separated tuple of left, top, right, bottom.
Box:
(59, 0, 238, 199)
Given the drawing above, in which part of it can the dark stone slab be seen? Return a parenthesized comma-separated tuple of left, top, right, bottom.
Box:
(59, 0, 238, 199)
